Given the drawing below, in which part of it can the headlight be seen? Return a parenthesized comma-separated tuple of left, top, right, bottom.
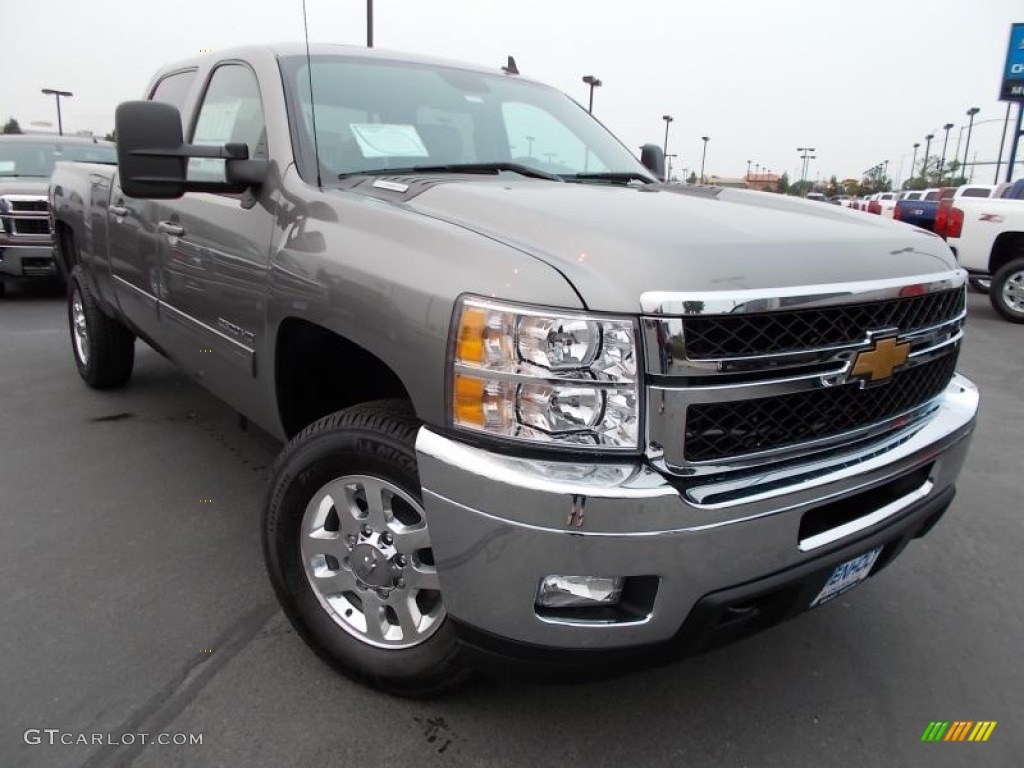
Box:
(449, 297, 640, 450)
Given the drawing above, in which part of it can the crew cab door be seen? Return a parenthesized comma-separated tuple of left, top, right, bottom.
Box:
(155, 63, 274, 402)
(109, 69, 198, 343)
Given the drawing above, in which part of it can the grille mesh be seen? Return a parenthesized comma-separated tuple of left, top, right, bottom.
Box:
(684, 350, 958, 462)
(683, 288, 965, 359)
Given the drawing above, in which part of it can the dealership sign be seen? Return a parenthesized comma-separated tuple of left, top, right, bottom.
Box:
(1002, 23, 1024, 100)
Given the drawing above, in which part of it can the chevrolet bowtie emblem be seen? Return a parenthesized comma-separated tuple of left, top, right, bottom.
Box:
(851, 337, 911, 383)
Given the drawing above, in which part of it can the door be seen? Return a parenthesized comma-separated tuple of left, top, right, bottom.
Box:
(109, 69, 198, 343)
(155, 63, 275, 406)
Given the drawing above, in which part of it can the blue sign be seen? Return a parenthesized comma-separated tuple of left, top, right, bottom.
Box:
(1002, 23, 1024, 100)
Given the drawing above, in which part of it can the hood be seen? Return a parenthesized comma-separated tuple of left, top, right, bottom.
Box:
(0, 178, 49, 198)
(406, 180, 957, 313)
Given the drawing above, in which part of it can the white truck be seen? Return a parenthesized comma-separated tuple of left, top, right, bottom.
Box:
(945, 197, 1024, 321)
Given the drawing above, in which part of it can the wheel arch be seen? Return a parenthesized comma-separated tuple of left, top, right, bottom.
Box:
(273, 317, 417, 439)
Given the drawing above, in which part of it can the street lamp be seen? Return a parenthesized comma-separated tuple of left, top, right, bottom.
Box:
(366, 0, 373, 47)
(938, 123, 954, 184)
(962, 107, 980, 183)
(922, 134, 934, 182)
(662, 115, 674, 180)
(41, 88, 73, 136)
(699, 136, 709, 184)
(797, 147, 816, 195)
(525, 135, 535, 158)
(582, 75, 602, 114)
(910, 143, 920, 184)
(746, 159, 752, 180)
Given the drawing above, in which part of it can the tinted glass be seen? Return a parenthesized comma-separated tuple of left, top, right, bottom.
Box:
(188, 65, 266, 182)
(0, 142, 116, 177)
(150, 70, 198, 111)
(960, 187, 989, 198)
(282, 56, 648, 182)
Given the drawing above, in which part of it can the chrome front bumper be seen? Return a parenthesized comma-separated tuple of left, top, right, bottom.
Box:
(416, 375, 978, 651)
(0, 244, 56, 279)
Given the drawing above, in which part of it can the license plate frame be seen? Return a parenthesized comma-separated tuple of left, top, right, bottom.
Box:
(810, 545, 883, 608)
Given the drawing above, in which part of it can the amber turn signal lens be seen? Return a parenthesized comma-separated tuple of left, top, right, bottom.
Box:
(456, 307, 488, 364)
(453, 374, 485, 426)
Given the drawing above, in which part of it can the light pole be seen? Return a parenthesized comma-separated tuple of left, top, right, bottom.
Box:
(525, 135, 535, 158)
(797, 147, 816, 195)
(41, 89, 73, 136)
(938, 123, 953, 184)
(582, 75, 602, 114)
(962, 107, 980, 183)
(882, 160, 889, 188)
(910, 143, 920, 184)
(699, 136, 709, 184)
(746, 159, 752, 180)
(366, 0, 373, 47)
(665, 153, 677, 182)
(996, 102, 1013, 183)
(662, 115, 673, 181)
(922, 134, 934, 183)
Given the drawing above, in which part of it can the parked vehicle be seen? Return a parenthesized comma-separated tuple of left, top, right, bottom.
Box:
(806, 192, 827, 202)
(944, 196, 1024, 320)
(892, 188, 955, 232)
(0, 135, 115, 296)
(50, 44, 978, 695)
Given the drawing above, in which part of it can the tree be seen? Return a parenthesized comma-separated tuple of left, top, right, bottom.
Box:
(2, 117, 22, 134)
(827, 175, 840, 196)
(103, 130, 117, 144)
(776, 172, 790, 194)
(686, 171, 697, 185)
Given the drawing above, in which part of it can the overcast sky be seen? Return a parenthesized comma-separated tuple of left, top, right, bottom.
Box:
(5, 0, 1022, 183)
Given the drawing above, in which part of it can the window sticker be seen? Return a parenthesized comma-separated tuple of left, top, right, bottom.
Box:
(0, 161, 15, 172)
(349, 123, 429, 158)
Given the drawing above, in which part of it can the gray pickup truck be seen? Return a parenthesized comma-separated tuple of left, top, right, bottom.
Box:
(50, 44, 978, 696)
(0, 135, 116, 296)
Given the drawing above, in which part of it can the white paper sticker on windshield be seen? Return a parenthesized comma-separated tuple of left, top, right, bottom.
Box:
(0, 161, 15, 172)
(350, 124, 429, 158)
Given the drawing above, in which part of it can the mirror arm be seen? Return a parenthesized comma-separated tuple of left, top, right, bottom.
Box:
(128, 142, 250, 161)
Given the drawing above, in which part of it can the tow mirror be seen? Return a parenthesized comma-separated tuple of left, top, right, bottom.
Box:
(115, 101, 267, 199)
(640, 143, 666, 181)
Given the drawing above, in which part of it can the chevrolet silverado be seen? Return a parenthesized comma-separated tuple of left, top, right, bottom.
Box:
(49, 44, 978, 696)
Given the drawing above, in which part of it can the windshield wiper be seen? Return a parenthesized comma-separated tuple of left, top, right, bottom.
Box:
(339, 162, 563, 182)
(561, 171, 655, 184)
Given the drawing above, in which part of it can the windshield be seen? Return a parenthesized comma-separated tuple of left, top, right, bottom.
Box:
(0, 141, 116, 178)
(281, 55, 652, 183)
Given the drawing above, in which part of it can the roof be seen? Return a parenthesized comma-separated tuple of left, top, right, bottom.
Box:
(0, 134, 114, 147)
(158, 43, 543, 85)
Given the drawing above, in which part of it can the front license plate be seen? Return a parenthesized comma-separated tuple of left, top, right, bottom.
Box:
(810, 546, 883, 608)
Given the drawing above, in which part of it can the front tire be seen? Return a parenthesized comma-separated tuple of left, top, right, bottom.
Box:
(263, 400, 470, 697)
(67, 266, 135, 388)
(989, 258, 1024, 324)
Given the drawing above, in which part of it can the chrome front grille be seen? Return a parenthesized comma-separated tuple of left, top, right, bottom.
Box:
(642, 271, 967, 474)
(682, 288, 965, 359)
(1, 195, 51, 238)
(683, 348, 958, 462)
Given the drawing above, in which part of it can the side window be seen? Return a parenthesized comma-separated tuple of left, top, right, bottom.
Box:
(188, 64, 266, 183)
(501, 102, 607, 174)
(149, 70, 198, 112)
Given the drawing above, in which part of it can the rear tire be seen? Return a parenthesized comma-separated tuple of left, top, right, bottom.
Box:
(968, 277, 991, 294)
(263, 400, 470, 698)
(68, 266, 135, 388)
(989, 258, 1024, 324)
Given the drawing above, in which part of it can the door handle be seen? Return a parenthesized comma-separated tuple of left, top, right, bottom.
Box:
(109, 205, 130, 218)
(158, 221, 185, 237)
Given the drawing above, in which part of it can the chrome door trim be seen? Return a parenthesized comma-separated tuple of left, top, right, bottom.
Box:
(113, 274, 158, 311)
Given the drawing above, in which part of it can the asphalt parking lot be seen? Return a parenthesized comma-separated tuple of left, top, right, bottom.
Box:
(0, 283, 1020, 768)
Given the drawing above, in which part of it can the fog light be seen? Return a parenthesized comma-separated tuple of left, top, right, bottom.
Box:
(536, 575, 624, 608)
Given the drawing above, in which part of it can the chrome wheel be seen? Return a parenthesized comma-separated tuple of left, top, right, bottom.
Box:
(1000, 269, 1024, 313)
(300, 474, 444, 649)
(71, 285, 90, 366)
